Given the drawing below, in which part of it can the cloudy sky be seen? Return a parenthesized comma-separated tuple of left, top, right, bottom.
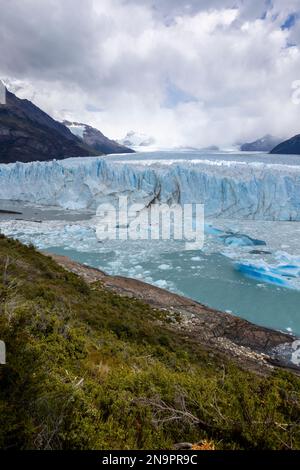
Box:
(0, 0, 300, 147)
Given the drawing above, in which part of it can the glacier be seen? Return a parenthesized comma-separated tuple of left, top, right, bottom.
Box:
(1, 156, 300, 219)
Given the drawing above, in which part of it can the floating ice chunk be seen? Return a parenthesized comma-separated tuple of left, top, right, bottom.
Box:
(205, 224, 224, 236)
(154, 280, 169, 288)
(235, 262, 291, 288)
(272, 252, 300, 278)
(158, 264, 171, 270)
(270, 265, 300, 278)
(221, 233, 266, 247)
(275, 251, 300, 265)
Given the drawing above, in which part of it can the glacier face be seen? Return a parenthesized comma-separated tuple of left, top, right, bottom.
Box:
(1, 156, 300, 220)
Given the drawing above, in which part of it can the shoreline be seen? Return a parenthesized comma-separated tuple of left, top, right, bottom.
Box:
(47, 251, 300, 376)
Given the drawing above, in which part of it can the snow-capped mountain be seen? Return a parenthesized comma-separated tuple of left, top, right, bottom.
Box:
(63, 121, 134, 155)
(1, 77, 36, 102)
(118, 131, 156, 149)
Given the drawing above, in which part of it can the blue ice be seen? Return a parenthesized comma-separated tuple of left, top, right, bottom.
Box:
(235, 262, 291, 288)
(220, 233, 266, 247)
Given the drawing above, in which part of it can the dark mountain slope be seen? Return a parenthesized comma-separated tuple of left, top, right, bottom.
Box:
(240, 135, 282, 152)
(0, 89, 98, 164)
(270, 134, 300, 155)
(63, 120, 135, 155)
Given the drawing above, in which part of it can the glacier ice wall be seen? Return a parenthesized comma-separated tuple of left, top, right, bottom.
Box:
(1, 157, 300, 220)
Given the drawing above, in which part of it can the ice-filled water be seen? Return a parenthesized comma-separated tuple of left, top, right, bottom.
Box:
(1, 150, 300, 335)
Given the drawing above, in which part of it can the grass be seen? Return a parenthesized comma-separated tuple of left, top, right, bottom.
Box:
(0, 234, 300, 450)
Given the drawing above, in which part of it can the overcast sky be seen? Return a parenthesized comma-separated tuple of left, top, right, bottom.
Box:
(0, 0, 300, 147)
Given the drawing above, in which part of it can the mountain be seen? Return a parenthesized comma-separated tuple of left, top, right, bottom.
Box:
(63, 121, 134, 154)
(270, 134, 300, 155)
(240, 135, 282, 152)
(119, 131, 156, 148)
(0, 88, 97, 164)
(199, 145, 219, 152)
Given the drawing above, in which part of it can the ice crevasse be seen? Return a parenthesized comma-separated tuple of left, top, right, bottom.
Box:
(0, 157, 300, 220)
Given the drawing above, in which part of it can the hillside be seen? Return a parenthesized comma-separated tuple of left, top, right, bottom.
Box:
(0, 235, 300, 450)
(270, 134, 300, 155)
(0, 90, 97, 164)
(240, 135, 282, 152)
(63, 121, 135, 155)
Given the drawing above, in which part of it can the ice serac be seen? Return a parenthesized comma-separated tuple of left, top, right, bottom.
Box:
(1, 157, 300, 220)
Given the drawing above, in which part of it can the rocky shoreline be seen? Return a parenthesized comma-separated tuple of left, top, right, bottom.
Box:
(47, 253, 300, 376)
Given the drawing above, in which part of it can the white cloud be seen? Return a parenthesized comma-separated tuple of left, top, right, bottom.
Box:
(0, 0, 300, 147)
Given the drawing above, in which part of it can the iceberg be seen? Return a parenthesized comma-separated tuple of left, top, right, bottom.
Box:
(1, 156, 300, 220)
(275, 251, 300, 265)
(271, 265, 300, 278)
(204, 224, 225, 235)
(235, 262, 291, 288)
(220, 233, 266, 247)
(233, 252, 300, 289)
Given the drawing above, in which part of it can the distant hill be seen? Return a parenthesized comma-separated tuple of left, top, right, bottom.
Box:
(199, 145, 219, 152)
(240, 135, 282, 152)
(270, 134, 300, 155)
(0, 88, 97, 164)
(63, 121, 134, 155)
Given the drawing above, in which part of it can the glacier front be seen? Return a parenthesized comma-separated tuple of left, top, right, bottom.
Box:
(1, 155, 300, 220)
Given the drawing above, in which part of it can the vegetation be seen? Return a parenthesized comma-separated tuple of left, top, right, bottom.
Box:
(0, 234, 300, 450)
